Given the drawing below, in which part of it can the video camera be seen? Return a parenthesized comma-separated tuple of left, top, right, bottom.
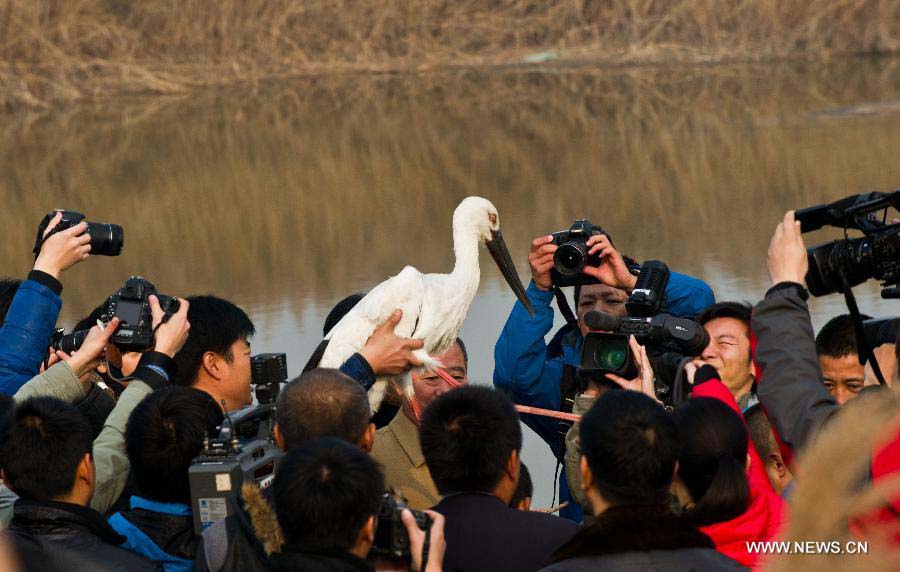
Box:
(796, 190, 900, 298)
(188, 353, 288, 534)
(579, 261, 708, 405)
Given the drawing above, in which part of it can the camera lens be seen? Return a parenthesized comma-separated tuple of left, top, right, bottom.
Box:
(593, 341, 627, 371)
(554, 242, 588, 276)
(86, 222, 124, 256)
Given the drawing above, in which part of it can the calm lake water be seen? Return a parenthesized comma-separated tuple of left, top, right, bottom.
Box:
(2, 58, 899, 508)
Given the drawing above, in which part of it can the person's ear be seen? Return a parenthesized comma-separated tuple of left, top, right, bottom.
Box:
(363, 515, 376, 544)
(770, 453, 788, 478)
(359, 423, 376, 454)
(504, 449, 520, 485)
(78, 453, 94, 491)
(202, 351, 223, 380)
(273, 424, 286, 451)
(579, 455, 594, 492)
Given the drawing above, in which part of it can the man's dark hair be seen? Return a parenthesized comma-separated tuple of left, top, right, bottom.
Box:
(125, 386, 223, 504)
(0, 278, 22, 322)
(73, 303, 106, 333)
(509, 462, 533, 508)
(323, 292, 366, 336)
(696, 301, 752, 330)
(672, 398, 750, 527)
(0, 397, 93, 501)
(815, 313, 872, 358)
(744, 404, 778, 459)
(420, 386, 522, 495)
(454, 337, 468, 365)
(274, 437, 383, 552)
(276, 369, 371, 450)
(579, 390, 678, 506)
(173, 295, 255, 386)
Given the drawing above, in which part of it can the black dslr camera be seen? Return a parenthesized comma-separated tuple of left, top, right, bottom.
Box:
(550, 219, 607, 286)
(34, 210, 124, 257)
(50, 328, 89, 354)
(371, 492, 431, 559)
(796, 190, 900, 297)
(103, 276, 180, 352)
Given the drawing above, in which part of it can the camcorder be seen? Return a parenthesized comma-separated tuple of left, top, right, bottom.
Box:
(34, 210, 124, 257)
(796, 190, 900, 298)
(371, 492, 432, 560)
(580, 261, 709, 405)
(188, 353, 288, 534)
(864, 317, 899, 348)
(49, 276, 179, 354)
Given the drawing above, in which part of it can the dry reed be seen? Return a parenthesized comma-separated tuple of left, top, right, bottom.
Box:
(1, 0, 898, 111)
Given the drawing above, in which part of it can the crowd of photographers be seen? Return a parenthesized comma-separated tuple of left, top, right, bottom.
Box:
(0, 195, 898, 571)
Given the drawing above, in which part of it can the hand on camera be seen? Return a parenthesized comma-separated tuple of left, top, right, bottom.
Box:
(582, 234, 638, 291)
(150, 295, 191, 358)
(64, 318, 121, 379)
(767, 210, 808, 287)
(605, 336, 659, 402)
(529, 235, 557, 291)
(360, 310, 425, 376)
(864, 343, 897, 388)
(33, 211, 91, 279)
(402, 509, 445, 572)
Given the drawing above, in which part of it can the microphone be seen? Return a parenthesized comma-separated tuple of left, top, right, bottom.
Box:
(584, 311, 620, 332)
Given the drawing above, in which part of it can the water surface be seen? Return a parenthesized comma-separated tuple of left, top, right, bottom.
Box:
(2, 58, 899, 507)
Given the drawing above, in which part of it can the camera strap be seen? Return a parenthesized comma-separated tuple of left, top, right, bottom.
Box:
(839, 270, 887, 385)
(554, 287, 578, 326)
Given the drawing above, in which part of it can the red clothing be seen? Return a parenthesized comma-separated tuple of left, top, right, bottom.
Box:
(700, 484, 784, 568)
(691, 377, 786, 568)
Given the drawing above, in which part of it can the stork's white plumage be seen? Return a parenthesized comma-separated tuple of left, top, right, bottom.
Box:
(318, 196, 532, 413)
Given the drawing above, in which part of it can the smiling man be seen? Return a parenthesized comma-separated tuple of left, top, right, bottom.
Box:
(371, 338, 469, 509)
(696, 302, 758, 412)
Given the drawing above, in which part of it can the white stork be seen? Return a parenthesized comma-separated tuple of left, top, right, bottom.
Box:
(318, 196, 533, 418)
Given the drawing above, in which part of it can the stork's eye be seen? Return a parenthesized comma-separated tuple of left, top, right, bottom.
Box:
(489, 214, 497, 225)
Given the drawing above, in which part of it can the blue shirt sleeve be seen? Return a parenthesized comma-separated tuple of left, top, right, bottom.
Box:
(493, 282, 566, 450)
(340, 353, 376, 390)
(665, 271, 715, 317)
(0, 279, 62, 395)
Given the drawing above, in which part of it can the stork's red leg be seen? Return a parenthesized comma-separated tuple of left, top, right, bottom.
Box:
(434, 367, 462, 388)
(410, 394, 423, 423)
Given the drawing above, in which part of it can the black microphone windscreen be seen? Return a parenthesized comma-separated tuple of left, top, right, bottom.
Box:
(584, 311, 620, 331)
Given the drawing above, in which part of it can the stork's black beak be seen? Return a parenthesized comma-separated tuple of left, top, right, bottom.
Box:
(487, 230, 534, 317)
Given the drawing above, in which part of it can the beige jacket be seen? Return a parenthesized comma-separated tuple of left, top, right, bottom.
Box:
(5, 362, 151, 518)
(371, 411, 440, 510)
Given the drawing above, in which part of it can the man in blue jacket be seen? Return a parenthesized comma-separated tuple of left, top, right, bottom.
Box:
(0, 212, 93, 395)
(493, 232, 714, 521)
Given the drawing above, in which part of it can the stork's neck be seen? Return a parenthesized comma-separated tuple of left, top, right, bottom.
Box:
(450, 224, 481, 297)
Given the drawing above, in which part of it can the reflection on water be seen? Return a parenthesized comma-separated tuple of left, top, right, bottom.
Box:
(2, 58, 899, 506)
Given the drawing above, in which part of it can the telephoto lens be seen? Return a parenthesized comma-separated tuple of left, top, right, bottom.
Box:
(86, 222, 125, 256)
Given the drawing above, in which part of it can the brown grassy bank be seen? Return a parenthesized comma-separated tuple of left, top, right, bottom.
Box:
(1, 0, 899, 111)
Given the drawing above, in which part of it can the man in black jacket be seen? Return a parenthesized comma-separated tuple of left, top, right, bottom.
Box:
(420, 386, 578, 572)
(0, 396, 160, 571)
(540, 391, 741, 572)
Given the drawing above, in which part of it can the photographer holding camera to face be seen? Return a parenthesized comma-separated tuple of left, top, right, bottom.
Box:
(0, 210, 123, 396)
(492, 219, 714, 521)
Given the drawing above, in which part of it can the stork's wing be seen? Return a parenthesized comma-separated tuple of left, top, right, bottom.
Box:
(319, 266, 425, 369)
